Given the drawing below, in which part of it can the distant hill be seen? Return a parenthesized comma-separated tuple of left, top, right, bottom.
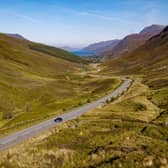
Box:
(82, 39, 120, 55)
(3, 33, 86, 63)
(0, 33, 87, 82)
(103, 25, 168, 76)
(103, 24, 165, 59)
(140, 24, 165, 35)
(5, 33, 25, 40)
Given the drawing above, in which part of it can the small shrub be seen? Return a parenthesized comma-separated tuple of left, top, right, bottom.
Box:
(135, 103, 147, 112)
(62, 108, 66, 112)
(2, 111, 13, 120)
(87, 98, 91, 103)
(106, 97, 116, 104)
(106, 99, 110, 104)
(110, 97, 116, 102)
(78, 102, 82, 106)
(25, 104, 30, 112)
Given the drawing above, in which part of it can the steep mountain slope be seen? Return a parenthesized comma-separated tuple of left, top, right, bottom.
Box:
(103, 26, 168, 75)
(2, 34, 86, 64)
(103, 25, 168, 104)
(0, 28, 167, 168)
(0, 33, 86, 131)
(83, 39, 120, 55)
(103, 25, 168, 109)
(0, 33, 120, 135)
(103, 24, 165, 59)
(140, 24, 165, 35)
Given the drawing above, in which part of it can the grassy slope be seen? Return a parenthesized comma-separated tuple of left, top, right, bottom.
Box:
(28, 43, 88, 64)
(0, 77, 122, 168)
(0, 27, 168, 168)
(102, 26, 168, 110)
(0, 33, 81, 132)
(102, 27, 168, 76)
(0, 34, 120, 136)
(1, 77, 167, 168)
(103, 25, 165, 59)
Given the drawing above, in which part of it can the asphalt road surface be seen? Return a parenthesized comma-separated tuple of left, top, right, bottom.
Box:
(0, 79, 132, 151)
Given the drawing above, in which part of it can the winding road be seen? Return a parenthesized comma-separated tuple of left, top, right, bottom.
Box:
(0, 79, 132, 151)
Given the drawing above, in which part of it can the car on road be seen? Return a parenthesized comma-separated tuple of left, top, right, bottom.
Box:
(54, 117, 63, 123)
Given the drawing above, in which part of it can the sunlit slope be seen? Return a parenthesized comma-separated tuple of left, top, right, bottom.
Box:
(0, 34, 120, 134)
(0, 33, 85, 128)
(29, 43, 87, 63)
(0, 33, 86, 76)
(102, 26, 168, 117)
(103, 26, 168, 77)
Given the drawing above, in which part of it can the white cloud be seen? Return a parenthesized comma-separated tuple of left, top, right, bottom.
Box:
(0, 9, 39, 23)
(13, 13, 39, 23)
(61, 7, 138, 25)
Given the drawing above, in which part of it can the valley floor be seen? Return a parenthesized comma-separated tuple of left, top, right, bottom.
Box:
(0, 74, 167, 168)
(0, 64, 121, 137)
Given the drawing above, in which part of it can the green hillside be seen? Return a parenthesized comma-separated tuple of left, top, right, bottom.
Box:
(29, 43, 88, 63)
(0, 27, 168, 168)
(102, 26, 168, 110)
(0, 34, 120, 135)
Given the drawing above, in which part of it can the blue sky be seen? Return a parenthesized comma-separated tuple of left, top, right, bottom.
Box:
(0, 0, 168, 47)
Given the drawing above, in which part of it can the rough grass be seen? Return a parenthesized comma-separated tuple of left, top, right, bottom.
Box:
(0, 32, 167, 167)
(0, 34, 83, 136)
(100, 78, 160, 122)
(0, 34, 121, 136)
(28, 43, 88, 64)
(96, 29, 168, 166)
(0, 73, 120, 137)
(0, 77, 167, 168)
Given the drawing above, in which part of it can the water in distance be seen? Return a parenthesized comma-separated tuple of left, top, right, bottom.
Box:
(72, 50, 95, 57)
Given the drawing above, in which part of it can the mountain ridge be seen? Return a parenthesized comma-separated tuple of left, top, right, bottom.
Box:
(103, 24, 165, 59)
(5, 33, 26, 40)
(82, 39, 120, 55)
(103, 25, 168, 76)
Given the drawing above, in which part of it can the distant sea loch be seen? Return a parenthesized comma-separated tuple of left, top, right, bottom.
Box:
(72, 50, 95, 57)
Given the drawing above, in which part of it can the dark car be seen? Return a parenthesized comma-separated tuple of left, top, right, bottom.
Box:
(54, 117, 63, 123)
